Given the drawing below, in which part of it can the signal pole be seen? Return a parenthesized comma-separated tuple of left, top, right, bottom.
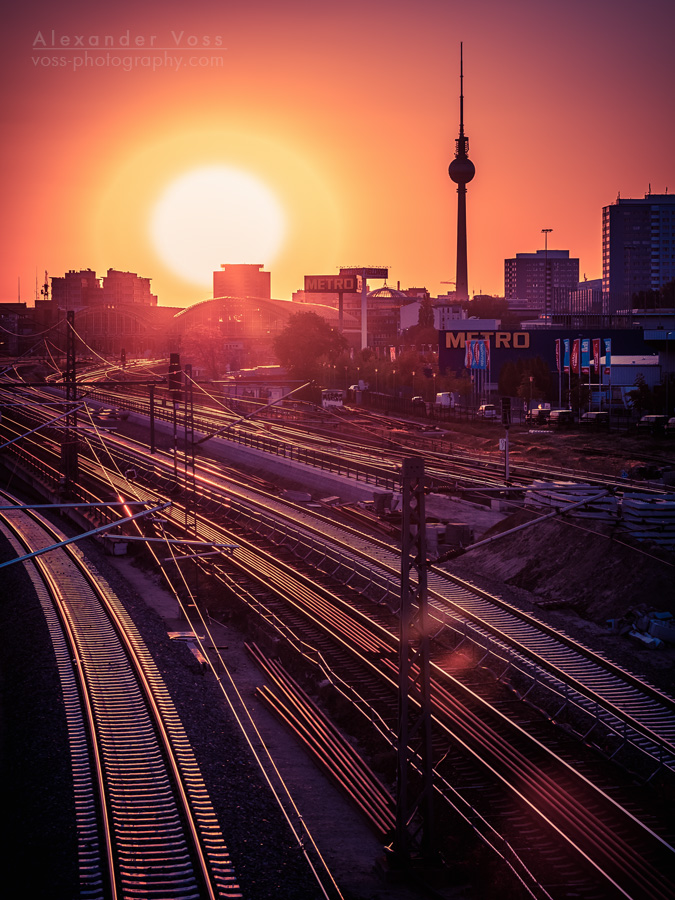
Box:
(61, 310, 78, 495)
(394, 457, 435, 867)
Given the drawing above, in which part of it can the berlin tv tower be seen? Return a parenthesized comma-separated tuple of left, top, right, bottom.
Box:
(448, 43, 475, 301)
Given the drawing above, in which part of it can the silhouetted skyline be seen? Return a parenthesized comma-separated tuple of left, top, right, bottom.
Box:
(1, 0, 673, 306)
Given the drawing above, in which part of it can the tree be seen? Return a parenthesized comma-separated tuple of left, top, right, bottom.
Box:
(505, 355, 552, 403)
(628, 373, 652, 415)
(463, 295, 508, 320)
(632, 279, 675, 310)
(400, 300, 438, 352)
(418, 297, 435, 329)
(567, 373, 591, 413)
(180, 325, 227, 380)
(273, 311, 348, 381)
(498, 360, 519, 397)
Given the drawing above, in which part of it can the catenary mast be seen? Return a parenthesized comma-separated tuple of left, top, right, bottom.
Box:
(448, 43, 475, 301)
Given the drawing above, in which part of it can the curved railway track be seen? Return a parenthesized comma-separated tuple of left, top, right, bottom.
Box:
(70, 380, 674, 497)
(3, 389, 675, 898)
(2, 397, 674, 770)
(2, 398, 674, 772)
(0, 492, 242, 900)
(31, 453, 675, 899)
(151, 446, 675, 782)
(127, 483, 675, 900)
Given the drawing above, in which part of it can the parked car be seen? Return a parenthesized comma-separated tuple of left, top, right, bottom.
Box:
(548, 409, 575, 428)
(476, 403, 497, 418)
(411, 396, 427, 414)
(626, 463, 669, 482)
(580, 411, 610, 429)
(666, 417, 675, 437)
(636, 414, 668, 436)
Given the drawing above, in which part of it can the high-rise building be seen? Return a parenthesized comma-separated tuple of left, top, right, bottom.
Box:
(213, 264, 271, 300)
(602, 193, 675, 309)
(101, 269, 157, 306)
(568, 278, 607, 317)
(50, 269, 102, 309)
(504, 250, 579, 313)
(50, 268, 158, 309)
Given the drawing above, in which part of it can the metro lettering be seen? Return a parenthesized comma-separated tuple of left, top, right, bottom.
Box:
(445, 331, 530, 350)
(446, 333, 465, 348)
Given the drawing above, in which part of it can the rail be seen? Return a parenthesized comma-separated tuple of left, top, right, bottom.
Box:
(5, 414, 674, 785)
(0, 496, 242, 899)
(81, 387, 402, 492)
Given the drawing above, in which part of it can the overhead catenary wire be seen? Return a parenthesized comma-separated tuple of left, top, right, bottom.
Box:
(73, 420, 343, 899)
(160, 524, 343, 900)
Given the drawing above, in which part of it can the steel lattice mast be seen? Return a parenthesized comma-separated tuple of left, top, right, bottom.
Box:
(393, 457, 435, 867)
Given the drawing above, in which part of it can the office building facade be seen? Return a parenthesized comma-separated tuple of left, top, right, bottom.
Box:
(504, 250, 579, 314)
(213, 264, 271, 300)
(602, 193, 675, 309)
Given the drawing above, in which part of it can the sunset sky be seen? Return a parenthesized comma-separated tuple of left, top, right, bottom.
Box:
(2, 0, 674, 308)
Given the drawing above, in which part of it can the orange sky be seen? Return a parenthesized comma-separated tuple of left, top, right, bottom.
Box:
(2, 0, 674, 308)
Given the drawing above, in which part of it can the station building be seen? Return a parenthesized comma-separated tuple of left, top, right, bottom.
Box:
(32, 268, 173, 359)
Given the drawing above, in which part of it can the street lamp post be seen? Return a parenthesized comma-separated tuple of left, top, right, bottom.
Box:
(542, 228, 553, 322)
(666, 332, 674, 416)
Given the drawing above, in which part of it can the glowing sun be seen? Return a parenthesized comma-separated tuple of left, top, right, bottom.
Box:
(150, 165, 286, 288)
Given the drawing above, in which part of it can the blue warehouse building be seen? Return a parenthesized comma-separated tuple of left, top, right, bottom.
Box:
(438, 326, 652, 379)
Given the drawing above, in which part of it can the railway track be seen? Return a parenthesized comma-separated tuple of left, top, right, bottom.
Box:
(27, 443, 670, 900)
(72, 381, 675, 496)
(3, 397, 675, 775)
(157, 449, 675, 785)
(3, 392, 675, 897)
(139, 488, 675, 900)
(3, 399, 675, 776)
(0, 492, 242, 900)
(5, 381, 672, 518)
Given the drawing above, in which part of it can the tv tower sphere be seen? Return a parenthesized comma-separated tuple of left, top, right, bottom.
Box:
(448, 156, 475, 185)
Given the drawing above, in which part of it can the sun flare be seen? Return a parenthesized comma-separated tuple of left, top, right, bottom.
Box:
(150, 165, 286, 288)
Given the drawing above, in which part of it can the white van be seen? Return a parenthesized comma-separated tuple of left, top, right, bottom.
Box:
(435, 392, 455, 408)
(477, 404, 497, 418)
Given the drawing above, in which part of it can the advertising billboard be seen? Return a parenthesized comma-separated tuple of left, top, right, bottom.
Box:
(304, 274, 358, 293)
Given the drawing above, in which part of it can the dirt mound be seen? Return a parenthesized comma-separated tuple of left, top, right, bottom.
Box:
(457, 511, 674, 623)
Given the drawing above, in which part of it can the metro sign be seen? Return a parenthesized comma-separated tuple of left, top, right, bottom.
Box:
(340, 267, 388, 279)
(444, 331, 531, 349)
(304, 275, 358, 293)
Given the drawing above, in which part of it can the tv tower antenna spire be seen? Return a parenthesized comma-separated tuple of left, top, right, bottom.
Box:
(448, 42, 475, 301)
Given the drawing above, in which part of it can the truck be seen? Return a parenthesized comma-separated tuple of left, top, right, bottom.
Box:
(434, 392, 456, 408)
